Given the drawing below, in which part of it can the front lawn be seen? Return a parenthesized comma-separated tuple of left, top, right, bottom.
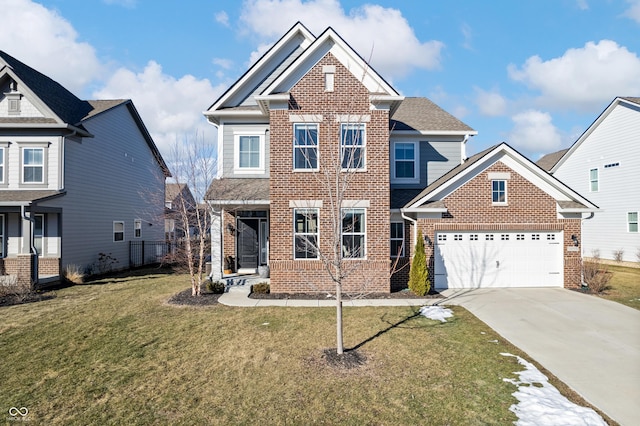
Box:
(596, 264, 640, 310)
(0, 271, 609, 424)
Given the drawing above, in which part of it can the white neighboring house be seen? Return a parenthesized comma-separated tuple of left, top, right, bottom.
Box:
(0, 50, 170, 286)
(539, 97, 639, 263)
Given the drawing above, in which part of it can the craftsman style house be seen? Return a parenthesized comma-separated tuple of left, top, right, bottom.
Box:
(0, 50, 170, 286)
(539, 97, 639, 264)
(204, 23, 597, 292)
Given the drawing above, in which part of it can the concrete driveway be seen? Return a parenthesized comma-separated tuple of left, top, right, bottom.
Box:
(440, 288, 640, 426)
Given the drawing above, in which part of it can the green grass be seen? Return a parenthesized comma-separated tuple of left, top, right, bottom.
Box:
(597, 264, 640, 310)
(0, 270, 610, 425)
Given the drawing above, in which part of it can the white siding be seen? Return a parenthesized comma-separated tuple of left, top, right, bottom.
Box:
(38, 104, 166, 272)
(554, 101, 640, 262)
(0, 135, 61, 190)
(222, 122, 270, 178)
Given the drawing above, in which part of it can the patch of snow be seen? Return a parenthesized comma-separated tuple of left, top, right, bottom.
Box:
(419, 306, 454, 323)
(501, 353, 606, 426)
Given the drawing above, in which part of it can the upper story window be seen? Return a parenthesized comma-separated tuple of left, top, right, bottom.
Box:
(0, 147, 4, 184)
(628, 212, 638, 233)
(342, 208, 365, 258)
(294, 208, 319, 259)
(234, 132, 265, 174)
(589, 168, 599, 192)
(340, 123, 365, 170)
(22, 147, 44, 184)
(293, 123, 318, 170)
(392, 142, 419, 182)
(492, 180, 507, 204)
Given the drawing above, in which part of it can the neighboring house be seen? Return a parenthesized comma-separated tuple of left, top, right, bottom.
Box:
(203, 22, 596, 292)
(165, 183, 197, 241)
(539, 97, 639, 263)
(0, 50, 170, 286)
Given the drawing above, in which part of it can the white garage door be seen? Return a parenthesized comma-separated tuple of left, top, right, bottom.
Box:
(434, 231, 563, 289)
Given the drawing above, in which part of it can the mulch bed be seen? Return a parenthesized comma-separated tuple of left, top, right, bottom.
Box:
(0, 292, 57, 307)
(250, 289, 441, 300)
(167, 288, 222, 306)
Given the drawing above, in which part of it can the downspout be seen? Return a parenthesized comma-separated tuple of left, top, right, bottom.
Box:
(21, 204, 38, 284)
(400, 209, 418, 258)
(461, 133, 470, 162)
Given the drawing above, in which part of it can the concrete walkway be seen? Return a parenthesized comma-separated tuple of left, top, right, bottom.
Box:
(441, 288, 640, 426)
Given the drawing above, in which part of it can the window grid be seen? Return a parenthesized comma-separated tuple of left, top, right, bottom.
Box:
(294, 208, 319, 259)
(341, 208, 365, 258)
(438, 234, 447, 241)
(516, 234, 525, 241)
(485, 234, 494, 241)
(546, 234, 555, 240)
(454, 234, 463, 241)
(340, 123, 365, 169)
(532, 234, 540, 240)
(589, 168, 599, 192)
(134, 219, 142, 238)
(492, 180, 506, 203)
(394, 143, 416, 179)
(23, 147, 44, 183)
(501, 234, 509, 241)
(470, 234, 478, 241)
(113, 221, 124, 242)
(293, 123, 318, 170)
(390, 222, 404, 257)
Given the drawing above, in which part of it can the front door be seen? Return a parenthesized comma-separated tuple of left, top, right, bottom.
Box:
(237, 219, 259, 269)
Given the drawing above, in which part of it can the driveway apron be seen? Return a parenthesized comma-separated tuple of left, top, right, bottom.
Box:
(441, 288, 640, 426)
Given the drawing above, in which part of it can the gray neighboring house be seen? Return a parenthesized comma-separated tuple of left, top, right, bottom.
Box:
(538, 96, 639, 263)
(0, 50, 170, 286)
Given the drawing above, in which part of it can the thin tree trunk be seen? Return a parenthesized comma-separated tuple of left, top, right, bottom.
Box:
(336, 282, 344, 355)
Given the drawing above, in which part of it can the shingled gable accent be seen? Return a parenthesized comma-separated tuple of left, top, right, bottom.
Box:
(403, 142, 598, 212)
(204, 22, 316, 122)
(550, 97, 640, 173)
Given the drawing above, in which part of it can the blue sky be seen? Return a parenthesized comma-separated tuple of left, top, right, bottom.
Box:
(3, 0, 640, 160)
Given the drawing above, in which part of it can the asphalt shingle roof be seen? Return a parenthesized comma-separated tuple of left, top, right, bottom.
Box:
(206, 178, 270, 202)
(536, 149, 569, 172)
(391, 97, 475, 133)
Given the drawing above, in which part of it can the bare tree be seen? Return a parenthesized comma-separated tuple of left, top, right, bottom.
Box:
(165, 134, 218, 296)
(293, 116, 404, 355)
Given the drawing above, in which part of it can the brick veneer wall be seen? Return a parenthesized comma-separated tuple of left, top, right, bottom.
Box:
(269, 53, 391, 293)
(401, 161, 582, 289)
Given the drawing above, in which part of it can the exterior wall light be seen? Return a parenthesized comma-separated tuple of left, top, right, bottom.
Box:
(571, 234, 579, 246)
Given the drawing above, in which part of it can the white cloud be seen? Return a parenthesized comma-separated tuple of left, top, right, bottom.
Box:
(92, 62, 224, 157)
(475, 88, 507, 116)
(212, 58, 234, 70)
(239, 0, 443, 80)
(461, 22, 473, 50)
(507, 110, 563, 154)
(576, 0, 589, 11)
(0, 0, 103, 96)
(624, 0, 640, 23)
(215, 11, 230, 27)
(508, 40, 640, 111)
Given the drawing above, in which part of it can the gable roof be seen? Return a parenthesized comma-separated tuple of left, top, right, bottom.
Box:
(404, 142, 598, 212)
(0, 50, 93, 126)
(0, 51, 170, 177)
(536, 148, 568, 172)
(390, 97, 476, 134)
(550, 96, 640, 173)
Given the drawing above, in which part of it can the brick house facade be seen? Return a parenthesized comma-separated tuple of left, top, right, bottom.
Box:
(204, 23, 596, 292)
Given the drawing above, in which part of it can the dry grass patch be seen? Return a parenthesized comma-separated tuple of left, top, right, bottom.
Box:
(0, 270, 614, 424)
(595, 264, 640, 310)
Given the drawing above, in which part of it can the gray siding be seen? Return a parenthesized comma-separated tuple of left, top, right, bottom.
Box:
(39, 104, 166, 272)
(222, 122, 270, 179)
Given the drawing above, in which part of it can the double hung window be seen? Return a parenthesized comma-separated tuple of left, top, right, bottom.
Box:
(393, 143, 417, 180)
(589, 168, 599, 192)
(492, 180, 507, 204)
(294, 209, 319, 259)
(113, 221, 124, 242)
(390, 222, 404, 257)
(341, 208, 365, 258)
(23, 147, 44, 183)
(628, 212, 638, 233)
(293, 124, 318, 170)
(340, 123, 365, 169)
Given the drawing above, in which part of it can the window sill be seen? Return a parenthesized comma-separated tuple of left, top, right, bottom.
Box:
(492, 202, 508, 206)
(293, 169, 319, 173)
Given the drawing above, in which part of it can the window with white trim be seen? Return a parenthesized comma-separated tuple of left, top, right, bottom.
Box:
(390, 222, 404, 257)
(341, 208, 365, 258)
(628, 212, 638, 233)
(113, 221, 124, 242)
(294, 209, 319, 259)
(293, 123, 318, 170)
(22, 147, 44, 183)
(234, 132, 265, 173)
(589, 168, 599, 192)
(340, 123, 365, 169)
(134, 219, 142, 238)
(392, 142, 418, 181)
(492, 180, 507, 204)
(34, 214, 44, 255)
(0, 147, 4, 184)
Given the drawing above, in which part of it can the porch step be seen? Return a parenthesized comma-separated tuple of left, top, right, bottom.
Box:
(223, 275, 269, 294)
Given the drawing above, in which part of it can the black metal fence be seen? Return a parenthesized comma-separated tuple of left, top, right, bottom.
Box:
(129, 241, 175, 268)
